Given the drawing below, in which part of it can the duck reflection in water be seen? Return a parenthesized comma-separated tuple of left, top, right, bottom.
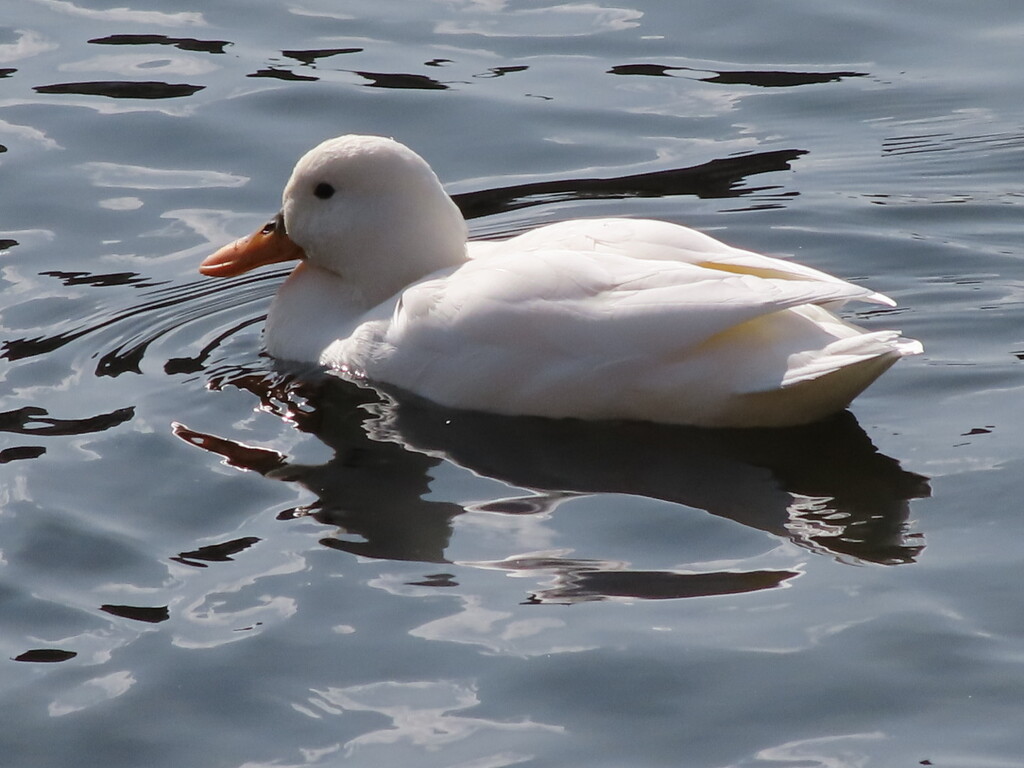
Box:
(176, 371, 929, 604)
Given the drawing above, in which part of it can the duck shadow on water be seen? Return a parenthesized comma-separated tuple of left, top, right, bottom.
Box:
(176, 370, 929, 604)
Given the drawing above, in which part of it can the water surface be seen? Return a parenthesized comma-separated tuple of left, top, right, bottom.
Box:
(2, 1, 1024, 766)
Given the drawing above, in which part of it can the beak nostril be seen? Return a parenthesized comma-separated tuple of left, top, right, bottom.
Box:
(261, 211, 287, 236)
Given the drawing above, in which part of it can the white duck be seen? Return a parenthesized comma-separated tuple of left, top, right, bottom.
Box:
(200, 134, 921, 428)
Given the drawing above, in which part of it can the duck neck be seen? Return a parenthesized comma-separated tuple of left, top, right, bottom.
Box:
(298, 190, 469, 309)
(265, 262, 370, 362)
(359, 193, 469, 302)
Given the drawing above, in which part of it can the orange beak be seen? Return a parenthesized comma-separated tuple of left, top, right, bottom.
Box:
(199, 212, 306, 278)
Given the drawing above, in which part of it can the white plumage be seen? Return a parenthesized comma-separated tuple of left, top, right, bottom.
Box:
(201, 135, 921, 427)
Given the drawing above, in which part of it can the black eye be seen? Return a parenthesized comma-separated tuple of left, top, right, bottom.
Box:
(314, 182, 335, 200)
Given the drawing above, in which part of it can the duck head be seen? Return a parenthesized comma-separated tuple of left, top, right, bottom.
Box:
(200, 135, 469, 303)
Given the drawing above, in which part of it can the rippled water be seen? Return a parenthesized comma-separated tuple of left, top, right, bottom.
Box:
(2, 1, 1024, 766)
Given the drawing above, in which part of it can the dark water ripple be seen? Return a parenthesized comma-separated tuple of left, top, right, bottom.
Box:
(99, 604, 170, 624)
(0, 405, 133, 467)
(13, 649, 77, 664)
(248, 69, 319, 83)
(171, 536, 263, 568)
(353, 71, 450, 90)
(87, 34, 232, 55)
(40, 270, 163, 289)
(454, 150, 807, 219)
(1, 268, 283, 375)
(523, 567, 799, 604)
(0, 405, 134, 436)
(33, 81, 206, 99)
(0, 445, 46, 463)
(608, 64, 867, 87)
(281, 48, 363, 65)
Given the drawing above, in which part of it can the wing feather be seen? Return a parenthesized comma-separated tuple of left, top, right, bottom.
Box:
(334, 247, 873, 377)
(479, 218, 896, 307)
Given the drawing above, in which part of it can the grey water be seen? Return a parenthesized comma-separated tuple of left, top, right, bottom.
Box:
(1, 1, 1023, 766)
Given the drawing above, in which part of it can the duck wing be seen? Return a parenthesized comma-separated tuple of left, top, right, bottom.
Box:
(324, 247, 883, 420)
(479, 218, 896, 307)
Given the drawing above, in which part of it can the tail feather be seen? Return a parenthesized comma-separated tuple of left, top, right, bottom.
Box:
(781, 330, 921, 388)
